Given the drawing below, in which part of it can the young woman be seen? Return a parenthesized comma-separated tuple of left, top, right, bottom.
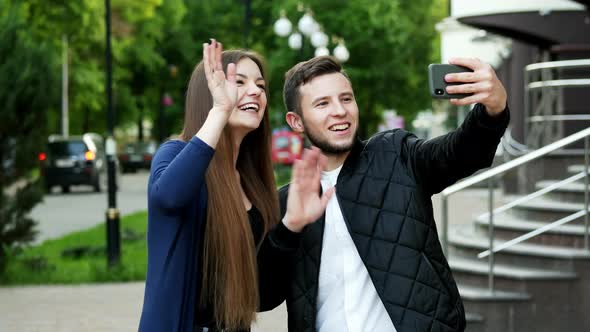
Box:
(138, 40, 332, 332)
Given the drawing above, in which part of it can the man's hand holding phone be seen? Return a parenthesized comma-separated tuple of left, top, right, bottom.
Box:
(445, 58, 507, 116)
(430, 57, 508, 117)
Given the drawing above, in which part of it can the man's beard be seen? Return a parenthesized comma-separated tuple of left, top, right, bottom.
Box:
(304, 123, 357, 156)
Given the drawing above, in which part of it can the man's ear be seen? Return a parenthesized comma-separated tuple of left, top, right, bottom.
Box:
(286, 112, 304, 133)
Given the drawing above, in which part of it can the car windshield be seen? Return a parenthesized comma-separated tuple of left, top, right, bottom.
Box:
(48, 141, 87, 156)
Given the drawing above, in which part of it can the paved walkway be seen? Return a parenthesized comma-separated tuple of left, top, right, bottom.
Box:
(0, 189, 501, 331)
(0, 282, 287, 332)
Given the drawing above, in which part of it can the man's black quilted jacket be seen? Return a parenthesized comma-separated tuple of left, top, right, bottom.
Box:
(260, 104, 509, 332)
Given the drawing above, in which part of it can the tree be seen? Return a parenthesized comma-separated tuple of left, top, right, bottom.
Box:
(261, 0, 441, 137)
(22, 0, 107, 134)
(118, 0, 188, 141)
(0, 3, 59, 272)
(21, 0, 165, 136)
(6, 0, 445, 143)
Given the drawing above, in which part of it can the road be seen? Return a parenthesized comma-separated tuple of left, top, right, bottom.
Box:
(31, 171, 150, 243)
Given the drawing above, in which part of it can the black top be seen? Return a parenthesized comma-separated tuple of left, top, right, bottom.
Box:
(194, 205, 265, 328)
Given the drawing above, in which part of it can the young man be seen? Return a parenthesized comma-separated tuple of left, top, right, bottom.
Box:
(269, 56, 509, 332)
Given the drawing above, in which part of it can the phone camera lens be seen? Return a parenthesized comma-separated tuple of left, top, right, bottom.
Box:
(435, 89, 444, 95)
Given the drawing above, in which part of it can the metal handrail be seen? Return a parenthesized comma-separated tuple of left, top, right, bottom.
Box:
(524, 58, 590, 149)
(479, 171, 586, 218)
(502, 129, 529, 156)
(525, 59, 590, 71)
(528, 115, 590, 122)
(441, 127, 590, 293)
(528, 79, 590, 90)
(478, 209, 588, 259)
(442, 127, 590, 197)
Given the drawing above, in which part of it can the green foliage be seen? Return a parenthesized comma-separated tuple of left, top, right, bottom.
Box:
(0, 2, 58, 272)
(4, 0, 445, 139)
(21, 0, 107, 134)
(301, 0, 440, 136)
(1, 211, 148, 284)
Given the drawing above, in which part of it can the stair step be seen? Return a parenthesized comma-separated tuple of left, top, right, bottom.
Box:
(450, 227, 590, 260)
(475, 213, 587, 237)
(458, 284, 530, 302)
(465, 312, 484, 323)
(536, 179, 588, 203)
(516, 197, 583, 213)
(568, 164, 588, 174)
(510, 197, 585, 221)
(449, 226, 590, 269)
(473, 213, 589, 248)
(449, 257, 577, 280)
(536, 180, 587, 193)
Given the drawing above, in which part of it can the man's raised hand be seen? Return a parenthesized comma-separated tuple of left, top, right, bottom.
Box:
(283, 147, 335, 233)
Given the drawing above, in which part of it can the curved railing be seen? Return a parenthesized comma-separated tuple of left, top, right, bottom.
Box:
(524, 59, 590, 151)
(441, 127, 590, 292)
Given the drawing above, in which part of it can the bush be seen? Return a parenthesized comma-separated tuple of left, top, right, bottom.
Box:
(0, 4, 58, 273)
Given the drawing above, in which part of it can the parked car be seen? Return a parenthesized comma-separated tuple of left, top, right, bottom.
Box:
(40, 133, 116, 193)
(118, 141, 157, 173)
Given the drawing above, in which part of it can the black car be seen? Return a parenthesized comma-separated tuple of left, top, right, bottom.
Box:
(118, 141, 157, 173)
(40, 133, 114, 193)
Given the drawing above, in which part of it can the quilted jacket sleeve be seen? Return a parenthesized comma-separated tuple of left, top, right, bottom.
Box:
(257, 184, 301, 311)
(402, 103, 509, 195)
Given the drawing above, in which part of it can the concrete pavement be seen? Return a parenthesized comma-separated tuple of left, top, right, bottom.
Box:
(0, 282, 287, 332)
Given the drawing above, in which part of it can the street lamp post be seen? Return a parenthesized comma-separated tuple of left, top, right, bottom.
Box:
(274, 7, 350, 63)
(104, 0, 120, 267)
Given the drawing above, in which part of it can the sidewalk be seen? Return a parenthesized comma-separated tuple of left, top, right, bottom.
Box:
(0, 282, 287, 332)
(0, 189, 501, 331)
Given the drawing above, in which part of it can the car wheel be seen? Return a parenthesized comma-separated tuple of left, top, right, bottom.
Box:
(61, 185, 70, 193)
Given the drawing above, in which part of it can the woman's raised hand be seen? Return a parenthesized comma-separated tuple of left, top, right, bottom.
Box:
(203, 39, 237, 114)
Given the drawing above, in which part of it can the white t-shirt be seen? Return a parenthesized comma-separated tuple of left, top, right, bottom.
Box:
(315, 165, 397, 332)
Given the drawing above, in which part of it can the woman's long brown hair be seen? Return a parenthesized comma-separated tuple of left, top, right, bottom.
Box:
(180, 50, 279, 330)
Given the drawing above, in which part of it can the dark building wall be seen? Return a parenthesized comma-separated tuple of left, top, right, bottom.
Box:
(496, 40, 539, 143)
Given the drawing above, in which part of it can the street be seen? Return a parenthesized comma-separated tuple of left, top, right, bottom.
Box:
(31, 171, 150, 244)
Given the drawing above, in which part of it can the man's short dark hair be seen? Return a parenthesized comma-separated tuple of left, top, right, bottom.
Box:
(283, 56, 350, 117)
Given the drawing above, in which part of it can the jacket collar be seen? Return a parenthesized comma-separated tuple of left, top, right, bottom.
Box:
(339, 136, 365, 181)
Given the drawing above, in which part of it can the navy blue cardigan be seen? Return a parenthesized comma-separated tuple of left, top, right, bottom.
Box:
(139, 136, 214, 332)
(138, 136, 298, 331)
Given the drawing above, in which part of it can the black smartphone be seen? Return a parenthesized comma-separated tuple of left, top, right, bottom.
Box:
(428, 64, 474, 99)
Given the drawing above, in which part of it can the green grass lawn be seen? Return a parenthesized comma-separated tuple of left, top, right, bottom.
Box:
(0, 211, 148, 285)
